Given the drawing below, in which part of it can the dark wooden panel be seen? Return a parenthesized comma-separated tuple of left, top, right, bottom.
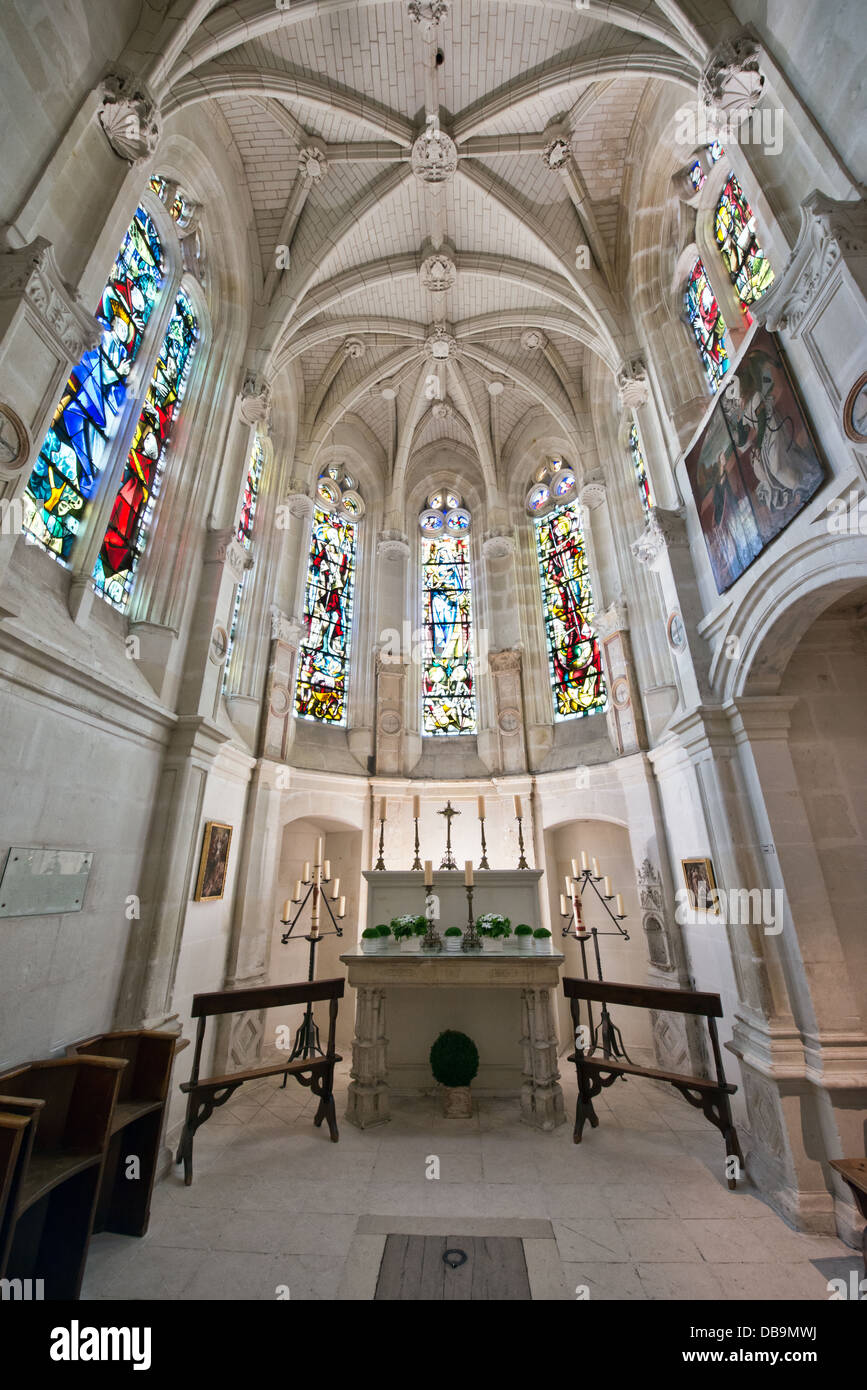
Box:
(563, 975, 723, 1017)
(375, 1235, 531, 1300)
(191, 976, 345, 1017)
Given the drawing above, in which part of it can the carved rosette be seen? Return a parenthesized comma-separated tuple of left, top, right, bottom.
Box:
(420, 252, 457, 293)
(578, 479, 606, 511)
(520, 329, 547, 352)
(0, 238, 101, 363)
(411, 127, 458, 185)
(98, 71, 162, 163)
(699, 34, 765, 117)
(343, 336, 366, 359)
(541, 137, 572, 171)
(424, 324, 458, 360)
(755, 192, 867, 337)
(238, 369, 271, 428)
(616, 357, 650, 410)
(631, 507, 689, 569)
(299, 147, 328, 182)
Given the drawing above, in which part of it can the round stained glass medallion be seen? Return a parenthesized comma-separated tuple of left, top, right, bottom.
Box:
(445, 507, 471, 534)
(317, 477, 341, 510)
(419, 509, 445, 535)
(526, 483, 550, 513)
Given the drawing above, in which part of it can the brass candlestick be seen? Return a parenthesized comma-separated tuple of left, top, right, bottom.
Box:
(515, 814, 529, 870)
(421, 886, 442, 951)
(478, 816, 490, 870)
(411, 816, 422, 872)
(438, 800, 460, 870)
(559, 867, 630, 1062)
(462, 883, 481, 951)
(374, 816, 386, 871)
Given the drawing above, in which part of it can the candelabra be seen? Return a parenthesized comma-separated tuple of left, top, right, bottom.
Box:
(374, 814, 386, 871)
(462, 882, 481, 952)
(478, 815, 490, 871)
(280, 852, 346, 1062)
(560, 861, 630, 1062)
(515, 813, 529, 870)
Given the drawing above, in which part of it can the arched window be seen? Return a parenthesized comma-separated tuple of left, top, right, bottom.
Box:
(688, 139, 724, 192)
(714, 171, 774, 313)
(22, 205, 164, 560)
(628, 422, 654, 521)
(526, 461, 606, 722)
(685, 258, 730, 393)
(294, 469, 363, 727)
(93, 288, 199, 609)
(223, 432, 265, 685)
(419, 491, 475, 735)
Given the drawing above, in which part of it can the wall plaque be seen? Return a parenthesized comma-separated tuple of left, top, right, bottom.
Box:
(0, 847, 93, 917)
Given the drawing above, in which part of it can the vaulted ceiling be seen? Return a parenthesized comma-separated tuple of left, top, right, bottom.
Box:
(136, 1, 712, 477)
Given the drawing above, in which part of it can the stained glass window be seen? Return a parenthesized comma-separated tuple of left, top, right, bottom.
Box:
(22, 207, 164, 560)
(535, 501, 606, 721)
(685, 258, 730, 393)
(294, 507, 357, 726)
(223, 434, 266, 686)
(93, 289, 199, 609)
(688, 141, 725, 193)
(715, 172, 774, 313)
(629, 422, 654, 521)
(422, 530, 475, 735)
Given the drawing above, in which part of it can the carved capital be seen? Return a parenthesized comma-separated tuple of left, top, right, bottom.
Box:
(595, 598, 629, 640)
(283, 487, 314, 520)
(700, 33, 765, 117)
(270, 605, 303, 646)
(578, 478, 606, 510)
(755, 191, 867, 337)
(377, 530, 410, 561)
(0, 238, 101, 360)
(238, 369, 271, 428)
(98, 70, 162, 163)
(482, 529, 515, 560)
(631, 507, 689, 568)
(616, 356, 650, 410)
(489, 647, 522, 674)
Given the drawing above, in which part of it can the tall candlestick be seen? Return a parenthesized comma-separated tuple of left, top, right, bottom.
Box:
(464, 860, 473, 886)
(379, 797, 387, 822)
(424, 860, 433, 886)
(413, 795, 420, 819)
(513, 794, 522, 819)
(478, 795, 485, 819)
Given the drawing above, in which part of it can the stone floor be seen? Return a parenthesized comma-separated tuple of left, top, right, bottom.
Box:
(81, 1061, 859, 1301)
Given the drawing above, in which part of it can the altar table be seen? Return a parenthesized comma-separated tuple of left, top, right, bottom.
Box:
(339, 949, 566, 1132)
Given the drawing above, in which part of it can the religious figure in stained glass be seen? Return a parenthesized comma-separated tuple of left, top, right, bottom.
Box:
(93, 289, 199, 609)
(629, 422, 654, 521)
(421, 525, 475, 735)
(535, 501, 606, 721)
(685, 258, 730, 393)
(294, 506, 357, 727)
(22, 207, 164, 559)
(715, 172, 774, 312)
(224, 434, 266, 685)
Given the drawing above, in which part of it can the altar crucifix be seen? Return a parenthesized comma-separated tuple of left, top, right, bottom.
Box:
(438, 800, 460, 869)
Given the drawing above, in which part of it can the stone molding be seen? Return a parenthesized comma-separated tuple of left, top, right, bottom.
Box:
(98, 70, 162, 164)
(594, 598, 629, 641)
(631, 507, 689, 567)
(578, 478, 606, 510)
(699, 33, 765, 117)
(755, 192, 867, 338)
(377, 530, 410, 561)
(0, 237, 101, 361)
(283, 488, 314, 520)
(616, 356, 650, 410)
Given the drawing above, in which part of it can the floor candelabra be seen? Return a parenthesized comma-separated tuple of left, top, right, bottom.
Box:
(280, 844, 346, 1062)
(560, 858, 630, 1062)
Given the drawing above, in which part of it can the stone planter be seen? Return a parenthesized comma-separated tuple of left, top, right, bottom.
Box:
(515, 935, 534, 952)
(399, 935, 423, 952)
(481, 937, 502, 953)
(444, 936, 462, 953)
(361, 938, 382, 954)
(533, 937, 552, 955)
(441, 1085, 473, 1118)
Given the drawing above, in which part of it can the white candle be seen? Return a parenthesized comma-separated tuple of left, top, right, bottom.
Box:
(464, 860, 474, 886)
(580, 851, 589, 871)
(478, 795, 485, 819)
(564, 876, 573, 899)
(282, 899, 292, 920)
(571, 858, 580, 879)
(424, 860, 433, 886)
(316, 837, 323, 864)
(513, 794, 522, 818)
(303, 861, 311, 882)
(337, 896, 346, 918)
(323, 859, 331, 880)
(592, 857, 601, 878)
(379, 797, 387, 821)
(331, 877, 340, 899)
(603, 876, 612, 897)
(293, 881, 302, 902)
(413, 795, 420, 819)
(560, 894, 568, 915)
(616, 893, 625, 916)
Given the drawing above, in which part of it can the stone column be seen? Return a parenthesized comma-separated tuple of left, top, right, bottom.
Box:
(595, 599, 648, 756)
(632, 507, 711, 708)
(520, 987, 565, 1131)
(374, 531, 411, 773)
(488, 648, 527, 774)
(346, 986, 390, 1128)
(259, 608, 303, 762)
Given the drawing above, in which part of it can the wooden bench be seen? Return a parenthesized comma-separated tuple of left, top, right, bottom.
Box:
(563, 977, 744, 1189)
(829, 1158, 867, 1278)
(176, 977, 344, 1185)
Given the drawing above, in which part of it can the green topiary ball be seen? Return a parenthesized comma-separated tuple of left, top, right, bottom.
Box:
(429, 1029, 479, 1089)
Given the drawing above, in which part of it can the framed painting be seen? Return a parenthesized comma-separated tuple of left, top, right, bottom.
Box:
(686, 327, 826, 593)
(194, 821, 233, 902)
(681, 857, 719, 914)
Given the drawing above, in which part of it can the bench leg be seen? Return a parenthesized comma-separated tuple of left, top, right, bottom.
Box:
(573, 1064, 599, 1144)
(313, 1065, 339, 1142)
(175, 1123, 194, 1187)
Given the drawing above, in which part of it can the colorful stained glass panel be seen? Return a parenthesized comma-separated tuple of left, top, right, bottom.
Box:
(715, 172, 774, 312)
(294, 508, 357, 726)
(422, 533, 475, 735)
(535, 502, 606, 721)
(93, 289, 199, 609)
(685, 258, 730, 393)
(22, 207, 164, 560)
(629, 422, 654, 521)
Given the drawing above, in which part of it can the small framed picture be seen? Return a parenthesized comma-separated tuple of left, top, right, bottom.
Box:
(681, 857, 719, 914)
(194, 821, 233, 902)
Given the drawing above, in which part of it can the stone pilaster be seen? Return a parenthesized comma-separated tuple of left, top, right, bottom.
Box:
(374, 652, 408, 776)
(488, 647, 527, 775)
(632, 507, 710, 708)
(258, 607, 303, 762)
(595, 599, 647, 756)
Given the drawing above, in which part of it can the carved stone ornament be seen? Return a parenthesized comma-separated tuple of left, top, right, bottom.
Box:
(699, 34, 765, 117)
(0, 403, 29, 474)
(489, 648, 522, 674)
(299, 147, 328, 182)
(578, 479, 606, 510)
(637, 858, 665, 915)
(755, 192, 867, 338)
(225, 538, 253, 583)
(631, 507, 689, 567)
(209, 625, 229, 665)
(378, 710, 403, 736)
(407, 0, 449, 41)
(411, 124, 458, 185)
(420, 252, 457, 293)
(238, 369, 271, 428)
(520, 329, 548, 352)
(343, 336, 366, 358)
(270, 606, 304, 646)
(283, 489, 314, 520)
(595, 598, 629, 641)
(98, 71, 162, 164)
(616, 357, 650, 410)
(431, 400, 452, 420)
(377, 530, 411, 561)
(542, 137, 572, 171)
(482, 529, 515, 560)
(0, 238, 101, 361)
(424, 323, 458, 360)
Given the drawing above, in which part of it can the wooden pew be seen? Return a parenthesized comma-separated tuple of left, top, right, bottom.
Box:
(175, 977, 344, 1186)
(563, 977, 744, 1189)
(829, 1159, 867, 1278)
